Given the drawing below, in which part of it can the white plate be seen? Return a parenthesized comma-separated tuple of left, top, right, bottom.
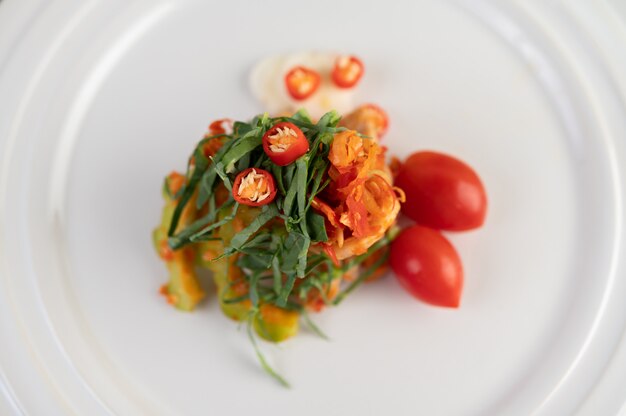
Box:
(1, 0, 626, 415)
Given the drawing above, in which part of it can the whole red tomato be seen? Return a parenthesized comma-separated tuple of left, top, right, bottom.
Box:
(390, 225, 463, 307)
(395, 151, 487, 231)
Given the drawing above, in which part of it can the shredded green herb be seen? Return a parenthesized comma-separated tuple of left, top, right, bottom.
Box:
(162, 110, 397, 386)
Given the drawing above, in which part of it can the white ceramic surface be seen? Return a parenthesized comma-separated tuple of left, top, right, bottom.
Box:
(1, 1, 625, 415)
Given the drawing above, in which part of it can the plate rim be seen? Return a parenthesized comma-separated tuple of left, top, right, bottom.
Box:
(0, 1, 625, 415)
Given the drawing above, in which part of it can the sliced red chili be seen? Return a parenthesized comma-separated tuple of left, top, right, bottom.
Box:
(262, 122, 309, 166)
(202, 137, 224, 158)
(331, 55, 364, 88)
(284, 66, 320, 100)
(232, 168, 277, 207)
(345, 191, 371, 238)
(361, 103, 389, 138)
(338, 104, 389, 140)
(208, 118, 233, 136)
(321, 243, 340, 267)
(311, 197, 339, 228)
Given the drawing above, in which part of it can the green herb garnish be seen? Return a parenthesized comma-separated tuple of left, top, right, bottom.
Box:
(162, 110, 394, 386)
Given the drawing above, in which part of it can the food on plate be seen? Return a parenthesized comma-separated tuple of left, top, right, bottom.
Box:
(153, 52, 487, 385)
(390, 225, 463, 307)
(284, 66, 321, 100)
(331, 55, 364, 88)
(154, 109, 400, 311)
(232, 168, 277, 206)
(339, 103, 389, 139)
(261, 122, 310, 166)
(250, 52, 357, 119)
(395, 151, 487, 231)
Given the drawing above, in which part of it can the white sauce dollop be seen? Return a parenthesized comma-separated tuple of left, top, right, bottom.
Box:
(249, 51, 357, 119)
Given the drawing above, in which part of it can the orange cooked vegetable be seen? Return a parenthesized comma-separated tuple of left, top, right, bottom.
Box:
(322, 130, 401, 260)
(339, 103, 389, 140)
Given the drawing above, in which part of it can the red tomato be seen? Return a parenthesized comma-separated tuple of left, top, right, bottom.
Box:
(284, 66, 320, 100)
(262, 122, 309, 166)
(395, 151, 487, 231)
(232, 168, 277, 207)
(331, 55, 364, 88)
(390, 225, 463, 307)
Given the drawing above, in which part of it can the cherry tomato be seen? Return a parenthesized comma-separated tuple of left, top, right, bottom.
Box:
(395, 151, 487, 231)
(284, 66, 320, 100)
(390, 225, 463, 307)
(262, 122, 309, 166)
(232, 168, 277, 207)
(331, 55, 364, 88)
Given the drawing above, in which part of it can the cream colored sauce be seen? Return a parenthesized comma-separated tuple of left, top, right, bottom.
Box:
(249, 51, 357, 120)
